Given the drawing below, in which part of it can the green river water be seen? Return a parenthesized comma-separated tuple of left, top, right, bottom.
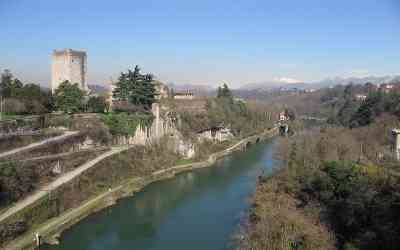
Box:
(42, 139, 277, 250)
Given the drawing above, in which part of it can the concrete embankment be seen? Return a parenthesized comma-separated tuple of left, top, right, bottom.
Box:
(2, 127, 278, 250)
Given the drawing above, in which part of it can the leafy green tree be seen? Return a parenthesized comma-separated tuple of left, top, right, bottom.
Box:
(0, 70, 54, 114)
(0, 69, 23, 98)
(350, 92, 384, 127)
(101, 112, 153, 136)
(54, 81, 85, 113)
(0, 69, 13, 97)
(113, 65, 156, 109)
(87, 96, 108, 113)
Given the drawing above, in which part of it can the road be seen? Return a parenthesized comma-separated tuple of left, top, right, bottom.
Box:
(0, 145, 130, 224)
(0, 131, 80, 159)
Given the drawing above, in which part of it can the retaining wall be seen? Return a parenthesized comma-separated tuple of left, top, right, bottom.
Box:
(1, 127, 278, 250)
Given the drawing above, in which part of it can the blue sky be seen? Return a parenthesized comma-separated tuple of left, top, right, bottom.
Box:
(1, 0, 399, 87)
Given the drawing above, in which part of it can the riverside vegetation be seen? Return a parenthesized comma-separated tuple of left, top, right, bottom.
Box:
(240, 82, 400, 250)
(0, 67, 277, 248)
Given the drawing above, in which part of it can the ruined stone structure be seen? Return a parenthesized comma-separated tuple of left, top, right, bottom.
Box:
(113, 103, 195, 158)
(392, 129, 400, 160)
(51, 49, 88, 93)
(198, 126, 234, 142)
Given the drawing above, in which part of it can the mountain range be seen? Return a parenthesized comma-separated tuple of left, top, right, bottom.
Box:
(88, 75, 400, 98)
(240, 75, 400, 91)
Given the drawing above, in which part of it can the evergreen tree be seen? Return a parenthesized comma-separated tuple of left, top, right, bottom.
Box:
(350, 92, 384, 127)
(112, 72, 130, 101)
(112, 65, 156, 109)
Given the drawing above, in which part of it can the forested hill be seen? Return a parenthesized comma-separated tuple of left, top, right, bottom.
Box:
(241, 80, 400, 250)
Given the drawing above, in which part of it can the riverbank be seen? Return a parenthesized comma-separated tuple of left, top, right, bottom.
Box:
(240, 123, 400, 250)
(237, 171, 335, 250)
(3, 127, 278, 250)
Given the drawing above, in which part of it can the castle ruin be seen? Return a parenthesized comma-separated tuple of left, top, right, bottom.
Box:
(51, 49, 88, 93)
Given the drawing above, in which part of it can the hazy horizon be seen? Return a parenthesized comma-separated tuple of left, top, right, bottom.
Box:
(1, 0, 399, 88)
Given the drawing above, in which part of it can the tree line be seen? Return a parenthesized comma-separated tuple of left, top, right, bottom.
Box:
(321, 82, 400, 128)
(0, 65, 157, 116)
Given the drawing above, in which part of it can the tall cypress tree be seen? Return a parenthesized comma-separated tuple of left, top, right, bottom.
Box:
(112, 65, 156, 109)
(113, 72, 130, 101)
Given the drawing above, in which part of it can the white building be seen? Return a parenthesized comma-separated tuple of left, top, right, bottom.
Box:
(355, 94, 367, 101)
(51, 49, 88, 93)
(279, 111, 288, 122)
(198, 126, 234, 142)
(174, 92, 194, 100)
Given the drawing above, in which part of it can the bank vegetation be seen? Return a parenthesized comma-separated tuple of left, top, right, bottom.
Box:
(241, 82, 400, 250)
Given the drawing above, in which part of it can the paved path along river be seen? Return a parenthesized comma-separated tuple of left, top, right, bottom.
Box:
(42, 139, 278, 250)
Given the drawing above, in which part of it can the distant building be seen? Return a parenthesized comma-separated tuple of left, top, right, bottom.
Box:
(380, 84, 394, 93)
(279, 111, 288, 122)
(198, 126, 233, 142)
(174, 91, 194, 100)
(355, 94, 367, 101)
(234, 97, 246, 103)
(305, 88, 316, 93)
(51, 49, 88, 93)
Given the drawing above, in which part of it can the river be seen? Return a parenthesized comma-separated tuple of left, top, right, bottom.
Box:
(42, 138, 278, 250)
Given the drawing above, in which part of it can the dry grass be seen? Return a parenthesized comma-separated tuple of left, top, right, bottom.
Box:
(238, 174, 335, 250)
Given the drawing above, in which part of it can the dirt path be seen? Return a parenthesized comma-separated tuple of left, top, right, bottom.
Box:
(2, 127, 279, 250)
(0, 131, 79, 159)
(0, 145, 130, 224)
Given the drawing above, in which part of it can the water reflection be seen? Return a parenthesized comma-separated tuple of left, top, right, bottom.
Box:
(42, 139, 277, 250)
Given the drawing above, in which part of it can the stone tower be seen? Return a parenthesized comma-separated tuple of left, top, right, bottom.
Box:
(51, 49, 88, 93)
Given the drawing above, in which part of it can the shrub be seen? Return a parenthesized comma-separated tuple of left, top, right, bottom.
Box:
(87, 96, 108, 113)
(101, 112, 153, 136)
